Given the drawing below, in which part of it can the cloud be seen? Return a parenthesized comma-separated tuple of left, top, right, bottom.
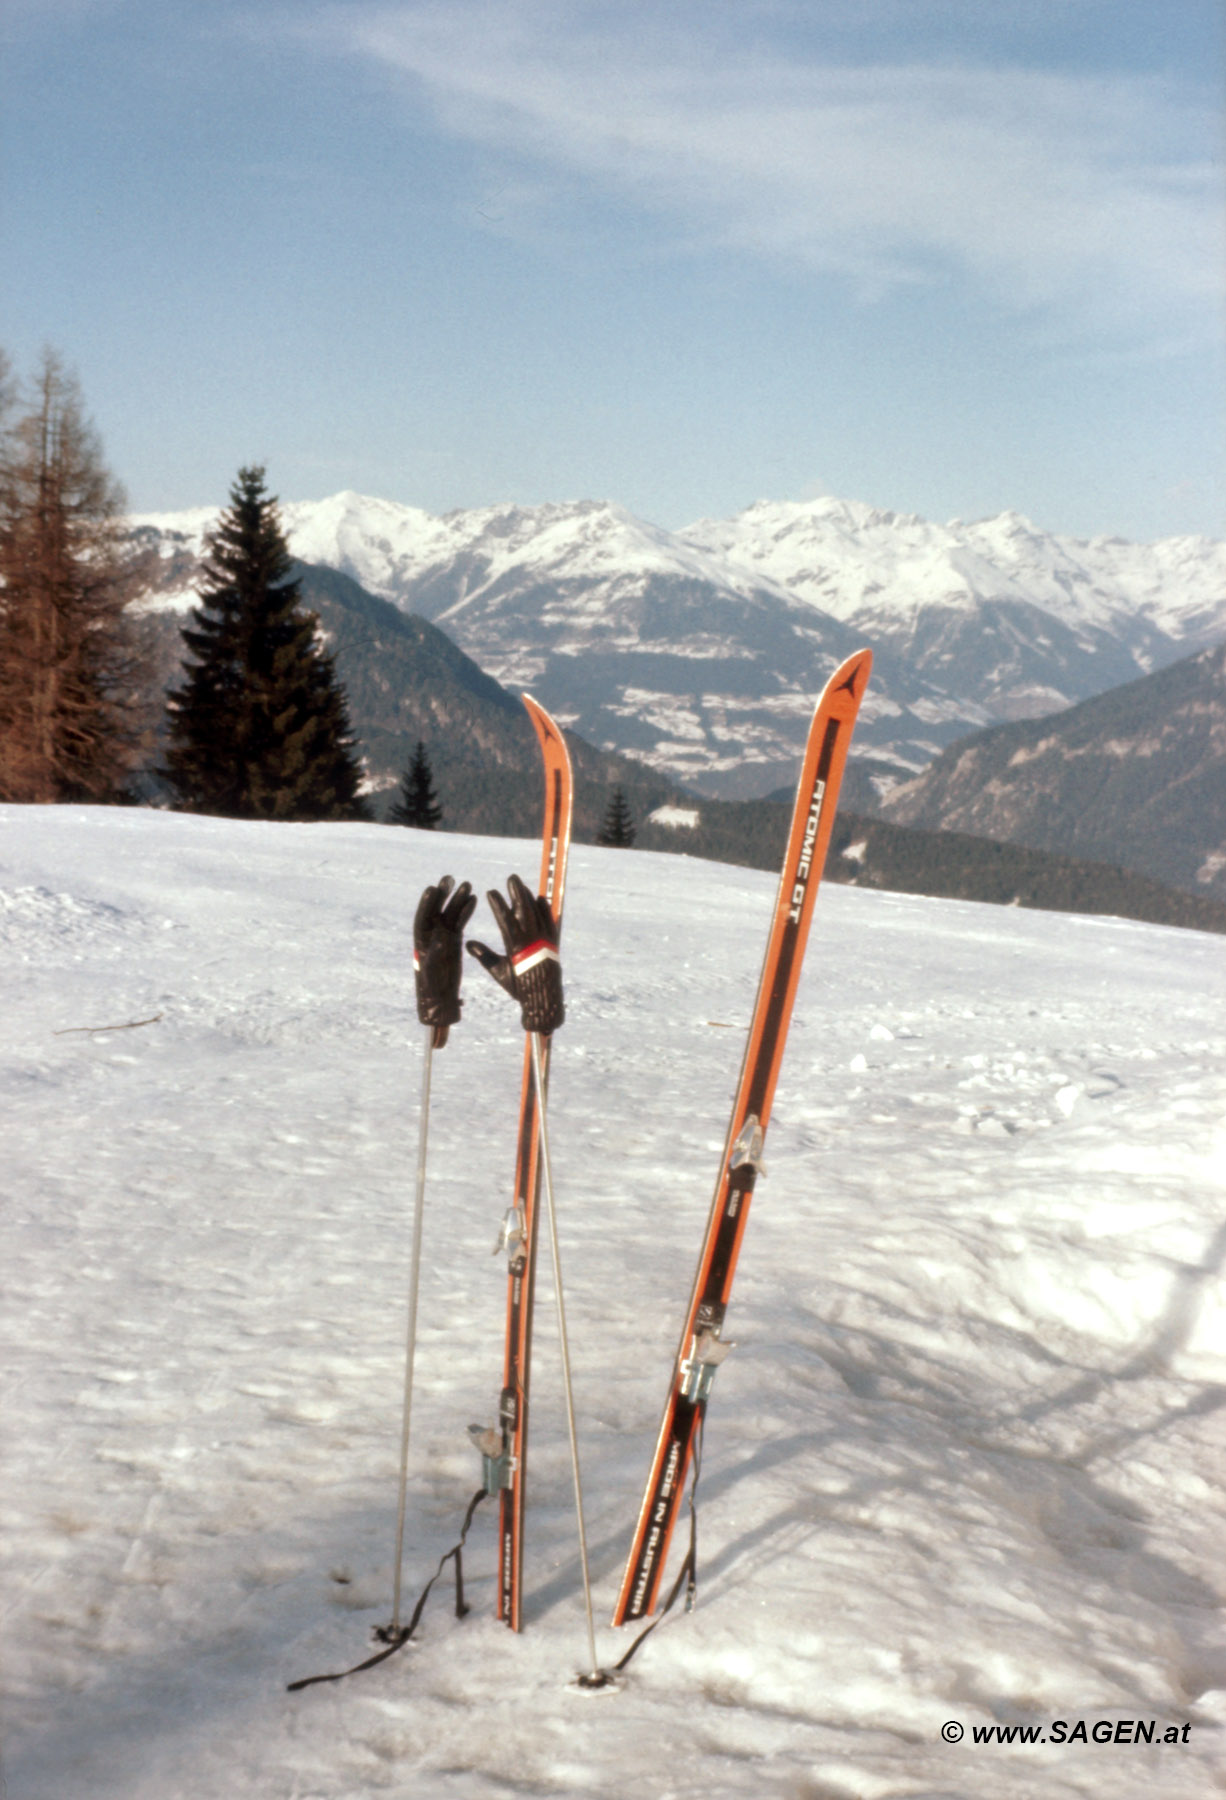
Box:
(309, 1, 1222, 342)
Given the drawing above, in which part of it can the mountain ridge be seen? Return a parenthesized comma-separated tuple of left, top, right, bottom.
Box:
(879, 639, 1226, 899)
(134, 554, 1226, 935)
(130, 489, 1225, 799)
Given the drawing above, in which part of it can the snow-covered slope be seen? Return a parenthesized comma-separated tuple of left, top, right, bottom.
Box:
(5, 806, 1225, 1800)
(132, 492, 1226, 797)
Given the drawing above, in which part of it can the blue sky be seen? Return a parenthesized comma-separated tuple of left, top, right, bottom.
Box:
(2, 0, 1222, 539)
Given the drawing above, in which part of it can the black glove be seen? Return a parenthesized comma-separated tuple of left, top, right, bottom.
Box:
(467, 873, 565, 1035)
(414, 876, 476, 1047)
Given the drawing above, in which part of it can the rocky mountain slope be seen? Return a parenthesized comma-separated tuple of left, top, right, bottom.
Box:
(137, 560, 677, 840)
(880, 640, 1226, 899)
(131, 492, 1226, 800)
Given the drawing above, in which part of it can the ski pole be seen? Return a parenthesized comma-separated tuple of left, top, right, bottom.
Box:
(529, 1029, 610, 1689)
(388, 1023, 435, 1639)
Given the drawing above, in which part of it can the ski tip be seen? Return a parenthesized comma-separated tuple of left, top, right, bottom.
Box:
(520, 693, 574, 786)
(830, 645, 873, 699)
(520, 692, 558, 734)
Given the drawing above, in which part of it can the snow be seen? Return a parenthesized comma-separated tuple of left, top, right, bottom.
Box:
(4, 805, 1226, 1800)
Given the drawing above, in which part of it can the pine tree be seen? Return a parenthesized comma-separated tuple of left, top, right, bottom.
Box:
(0, 350, 150, 802)
(388, 740, 443, 828)
(596, 784, 636, 847)
(165, 466, 368, 820)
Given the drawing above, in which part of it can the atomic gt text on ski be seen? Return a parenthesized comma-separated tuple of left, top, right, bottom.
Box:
(611, 648, 872, 1632)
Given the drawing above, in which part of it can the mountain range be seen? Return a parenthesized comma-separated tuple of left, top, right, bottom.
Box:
(131, 491, 1226, 801)
(131, 533, 1226, 936)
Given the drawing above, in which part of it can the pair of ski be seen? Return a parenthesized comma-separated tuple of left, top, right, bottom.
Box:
(498, 650, 872, 1640)
(291, 648, 870, 1691)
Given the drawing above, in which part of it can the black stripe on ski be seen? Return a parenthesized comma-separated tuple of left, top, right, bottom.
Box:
(743, 716, 840, 1120)
(492, 699, 572, 1630)
(613, 651, 871, 1627)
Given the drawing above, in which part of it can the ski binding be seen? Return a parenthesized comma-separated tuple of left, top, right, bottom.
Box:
(468, 1424, 516, 1494)
(678, 1330, 735, 1404)
(729, 1114, 766, 1176)
(493, 1204, 526, 1258)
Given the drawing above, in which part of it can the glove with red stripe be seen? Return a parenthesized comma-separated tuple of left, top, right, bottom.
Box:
(466, 873, 564, 1035)
(414, 875, 477, 1048)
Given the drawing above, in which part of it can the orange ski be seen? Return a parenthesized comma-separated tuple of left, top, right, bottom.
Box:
(480, 695, 574, 1630)
(612, 649, 872, 1628)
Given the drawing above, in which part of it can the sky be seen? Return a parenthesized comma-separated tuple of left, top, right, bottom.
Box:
(2, 0, 1223, 541)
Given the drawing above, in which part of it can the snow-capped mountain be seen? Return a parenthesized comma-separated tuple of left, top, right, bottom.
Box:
(685, 497, 1226, 641)
(133, 495, 868, 797)
(132, 492, 1226, 799)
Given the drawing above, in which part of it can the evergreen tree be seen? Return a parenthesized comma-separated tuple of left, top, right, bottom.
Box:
(165, 466, 368, 820)
(0, 349, 150, 802)
(596, 784, 636, 847)
(389, 740, 443, 828)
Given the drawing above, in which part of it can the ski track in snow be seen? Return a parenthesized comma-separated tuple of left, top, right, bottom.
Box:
(2, 806, 1225, 1800)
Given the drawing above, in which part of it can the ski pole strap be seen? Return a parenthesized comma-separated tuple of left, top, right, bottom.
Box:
(287, 1488, 488, 1692)
(612, 1415, 705, 1674)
